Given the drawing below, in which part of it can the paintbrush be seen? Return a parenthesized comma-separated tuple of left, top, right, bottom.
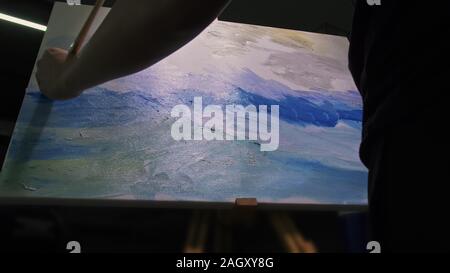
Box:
(68, 0, 105, 57)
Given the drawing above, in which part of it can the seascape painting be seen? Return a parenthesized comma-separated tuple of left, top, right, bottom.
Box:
(0, 3, 368, 206)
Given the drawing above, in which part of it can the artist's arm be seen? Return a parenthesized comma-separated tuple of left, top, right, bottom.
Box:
(36, 0, 230, 100)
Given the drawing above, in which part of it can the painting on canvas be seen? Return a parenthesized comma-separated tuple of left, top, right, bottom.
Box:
(0, 3, 367, 207)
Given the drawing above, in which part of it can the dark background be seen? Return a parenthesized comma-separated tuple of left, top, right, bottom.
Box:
(0, 0, 366, 253)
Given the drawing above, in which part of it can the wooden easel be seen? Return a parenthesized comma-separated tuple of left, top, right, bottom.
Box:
(183, 198, 318, 253)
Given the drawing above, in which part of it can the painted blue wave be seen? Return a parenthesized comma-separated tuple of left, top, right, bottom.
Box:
(21, 85, 361, 130)
(21, 88, 161, 128)
(236, 88, 362, 127)
(337, 109, 364, 122)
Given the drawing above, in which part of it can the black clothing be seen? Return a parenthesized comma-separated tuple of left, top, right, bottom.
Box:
(349, 1, 450, 252)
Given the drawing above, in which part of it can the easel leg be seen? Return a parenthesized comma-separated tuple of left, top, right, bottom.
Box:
(270, 212, 318, 253)
(184, 211, 210, 253)
(213, 211, 233, 253)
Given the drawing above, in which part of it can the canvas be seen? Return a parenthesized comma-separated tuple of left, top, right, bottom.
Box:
(0, 3, 367, 207)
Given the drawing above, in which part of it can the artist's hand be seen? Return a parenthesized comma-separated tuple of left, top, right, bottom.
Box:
(36, 48, 81, 100)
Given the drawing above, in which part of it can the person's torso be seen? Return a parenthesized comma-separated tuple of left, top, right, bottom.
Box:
(349, 0, 450, 167)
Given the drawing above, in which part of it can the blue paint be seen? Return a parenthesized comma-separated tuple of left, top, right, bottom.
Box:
(22, 89, 161, 128)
